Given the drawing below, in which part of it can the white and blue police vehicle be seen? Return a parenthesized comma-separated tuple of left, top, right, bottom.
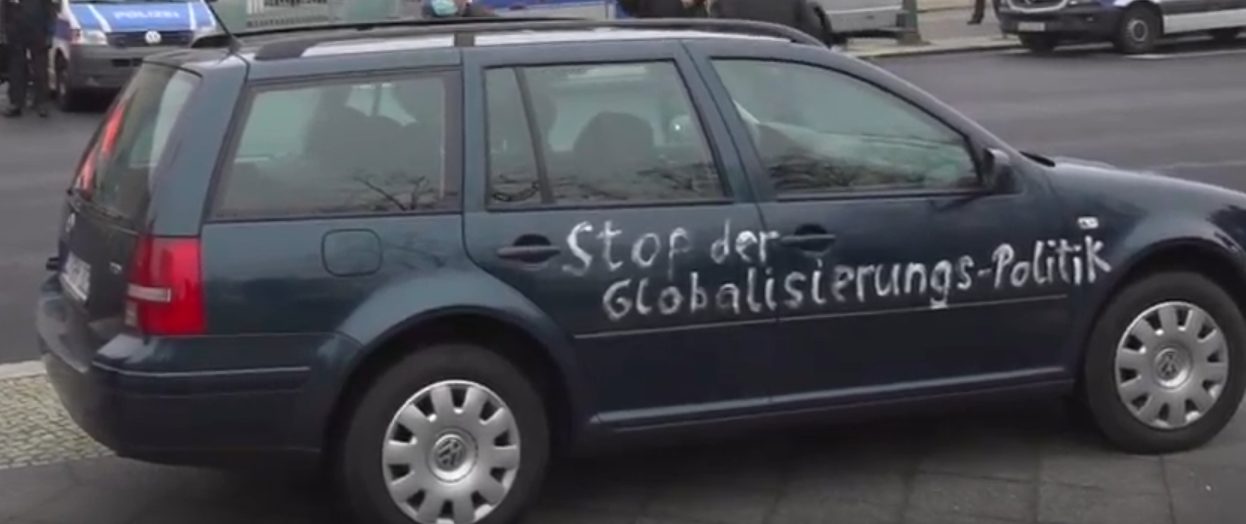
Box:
(51, 0, 217, 109)
(999, 0, 1246, 54)
(478, 0, 903, 39)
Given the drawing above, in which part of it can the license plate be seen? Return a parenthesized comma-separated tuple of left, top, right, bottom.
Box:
(61, 253, 91, 302)
(1017, 22, 1047, 32)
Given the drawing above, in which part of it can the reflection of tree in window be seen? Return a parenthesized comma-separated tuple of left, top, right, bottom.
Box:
(218, 75, 455, 218)
(485, 63, 725, 207)
(713, 59, 977, 194)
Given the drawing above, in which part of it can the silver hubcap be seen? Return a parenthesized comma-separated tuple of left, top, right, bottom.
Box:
(1128, 19, 1150, 42)
(382, 380, 520, 524)
(1115, 301, 1230, 430)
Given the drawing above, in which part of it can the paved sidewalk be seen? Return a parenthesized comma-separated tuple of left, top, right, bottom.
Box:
(846, 8, 1019, 58)
(2, 369, 1245, 524)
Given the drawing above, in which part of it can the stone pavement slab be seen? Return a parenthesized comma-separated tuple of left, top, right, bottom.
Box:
(0, 375, 111, 470)
(1, 397, 1245, 524)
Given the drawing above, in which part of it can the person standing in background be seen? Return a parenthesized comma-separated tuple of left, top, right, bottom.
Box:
(616, 0, 706, 18)
(707, 0, 838, 46)
(969, 0, 1001, 25)
(3, 0, 54, 118)
(424, 0, 497, 18)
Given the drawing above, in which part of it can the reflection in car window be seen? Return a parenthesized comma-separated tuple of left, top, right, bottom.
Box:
(485, 62, 724, 208)
(216, 74, 457, 219)
(713, 60, 978, 195)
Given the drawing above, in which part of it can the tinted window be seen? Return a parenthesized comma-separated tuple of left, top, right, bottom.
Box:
(215, 74, 457, 219)
(485, 62, 724, 208)
(713, 60, 977, 195)
(73, 65, 197, 224)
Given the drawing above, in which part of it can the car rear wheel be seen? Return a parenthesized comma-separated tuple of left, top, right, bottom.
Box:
(1209, 27, 1242, 44)
(1019, 34, 1059, 54)
(1114, 6, 1161, 54)
(1083, 271, 1246, 453)
(336, 343, 550, 524)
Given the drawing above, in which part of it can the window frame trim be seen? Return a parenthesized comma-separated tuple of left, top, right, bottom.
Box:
(479, 57, 738, 212)
(205, 68, 464, 224)
(700, 55, 1003, 203)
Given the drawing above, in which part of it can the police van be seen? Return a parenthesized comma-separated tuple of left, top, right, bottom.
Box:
(999, 0, 1246, 54)
(479, 0, 904, 39)
(51, 0, 218, 110)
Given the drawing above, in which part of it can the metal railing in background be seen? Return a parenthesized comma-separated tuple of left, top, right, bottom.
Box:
(246, 0, 339, 28)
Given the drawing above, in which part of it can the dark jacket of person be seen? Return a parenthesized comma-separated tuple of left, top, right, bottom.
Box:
(709, 0, 828, 42)
(616, 0, 704, 18)
(3, 0, 56, 36)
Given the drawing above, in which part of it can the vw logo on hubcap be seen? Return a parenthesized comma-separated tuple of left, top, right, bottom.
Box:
(428, 432, 476, 482)
(434, 435, 467, 471)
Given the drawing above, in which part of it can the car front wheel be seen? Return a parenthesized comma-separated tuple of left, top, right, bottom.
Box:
(1019, 34, 1059, 54)
(1083, 271, 1246, 454)
(1209, 27, 1242, 44)
(337, 343, 550, 524)
(54, 58, 87, 113)
(1114, 6, 1161, 54)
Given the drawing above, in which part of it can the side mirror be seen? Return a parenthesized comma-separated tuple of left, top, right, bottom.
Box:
(982, 148, 1014, 192)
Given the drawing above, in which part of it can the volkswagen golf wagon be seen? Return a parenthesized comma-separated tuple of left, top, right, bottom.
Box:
(36, 17, 1246, 524)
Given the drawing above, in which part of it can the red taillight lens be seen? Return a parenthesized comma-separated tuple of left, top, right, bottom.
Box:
(126, 236, 205, 336)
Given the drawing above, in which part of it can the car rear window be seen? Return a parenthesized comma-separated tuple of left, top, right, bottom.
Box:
(213, 72, 459, 220)
(72, 65, 198, 225)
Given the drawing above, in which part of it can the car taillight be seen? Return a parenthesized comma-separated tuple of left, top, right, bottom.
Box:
(125, 235, 205, 336)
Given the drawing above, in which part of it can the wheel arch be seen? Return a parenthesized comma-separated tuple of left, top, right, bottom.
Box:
(1069, 233, 1246, 378)
(316, 275, 593, 462)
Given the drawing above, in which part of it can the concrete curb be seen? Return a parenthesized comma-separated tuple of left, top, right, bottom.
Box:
(0, 360, 46, 380)
(848, 39, 1019, 58)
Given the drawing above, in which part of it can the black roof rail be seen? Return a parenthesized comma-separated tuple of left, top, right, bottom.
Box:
(197, 17, 823, 60)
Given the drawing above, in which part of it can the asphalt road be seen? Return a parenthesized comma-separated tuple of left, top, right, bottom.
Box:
(2, 44, 1246, 363)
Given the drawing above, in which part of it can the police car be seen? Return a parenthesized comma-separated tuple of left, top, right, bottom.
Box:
(482, 0, 904, 39)
(51, 0, 218, 110)
(999, 0, 1246, 54)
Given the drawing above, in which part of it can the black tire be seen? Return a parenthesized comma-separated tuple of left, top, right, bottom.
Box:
(54, 58, 88, 113)
(336, 343, 550, 524)
(1114, 5, 1161, 54)
(1082, 272, 1246, 454)
(1019, 34, 1059, 54)
(1209, 27, 1242, 44)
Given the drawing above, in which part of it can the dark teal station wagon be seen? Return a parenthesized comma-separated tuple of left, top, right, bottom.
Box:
(36, 17, 1246, 524)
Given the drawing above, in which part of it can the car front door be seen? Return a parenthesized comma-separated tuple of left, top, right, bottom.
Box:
(463, 43, 776, 427)
(692, 43, 1087, 407)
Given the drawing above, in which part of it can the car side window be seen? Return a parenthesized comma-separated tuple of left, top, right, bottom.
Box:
(214, 73, 457, 219)
(485, 62, 725, 208)
(712, 59, 978, 196)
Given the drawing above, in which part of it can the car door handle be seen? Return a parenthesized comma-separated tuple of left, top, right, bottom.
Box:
(778, 233, 838, 249)
(496, 244, 562, 263)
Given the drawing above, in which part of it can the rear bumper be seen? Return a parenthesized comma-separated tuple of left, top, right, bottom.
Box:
(35, 279, 361, 466)
(999, 5, 1122, 39)
(64, 45, 182, 91)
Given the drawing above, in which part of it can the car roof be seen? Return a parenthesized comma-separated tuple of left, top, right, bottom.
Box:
(158, 17, 822, 75)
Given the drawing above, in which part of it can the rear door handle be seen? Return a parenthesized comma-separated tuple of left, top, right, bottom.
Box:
(496, 244, 562, 263)
(778, 233, 838, 250)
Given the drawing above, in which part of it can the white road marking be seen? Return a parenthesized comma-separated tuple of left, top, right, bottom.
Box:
(0, 360, 46, 380)
(1129, 48, 1246, 60)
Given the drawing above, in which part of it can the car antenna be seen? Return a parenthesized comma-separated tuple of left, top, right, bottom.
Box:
(203, 0, 243, 53)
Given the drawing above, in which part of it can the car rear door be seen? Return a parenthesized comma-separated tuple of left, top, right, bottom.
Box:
(689, 41, 1077, 407)
(56, 64, 199, 352)
(462, 41, 777, 427)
